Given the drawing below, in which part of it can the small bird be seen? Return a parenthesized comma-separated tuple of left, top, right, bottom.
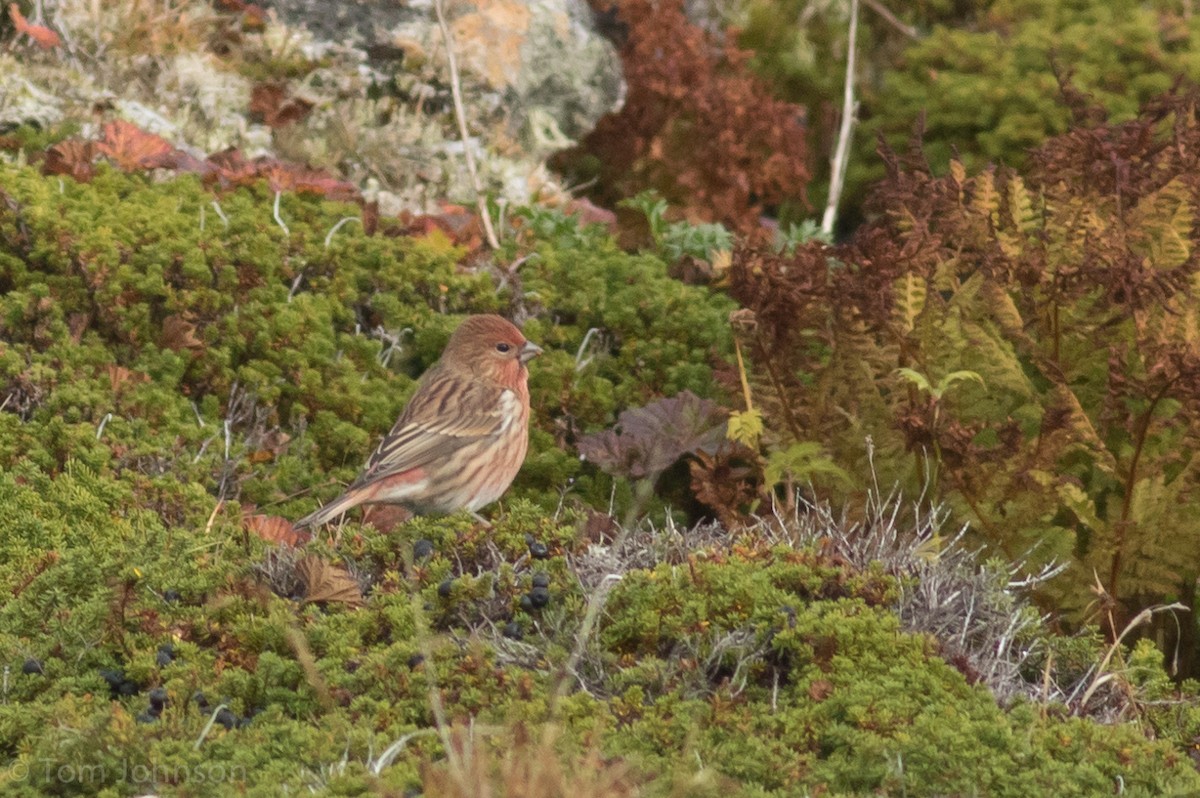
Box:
(295, 314, 542, 528)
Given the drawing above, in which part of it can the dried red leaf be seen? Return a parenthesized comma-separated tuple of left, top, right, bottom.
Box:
(42, 139, 96, 182)
(688, 448, 759, 529)
(9, 3, 60, 48)
(247, 430, 291, 464)
(398, 206, 485, 250)
(255, 160, 359, 201)
(205, 148, 260, 189)
(296, 555, 364, 607)
(250, 82, 314, 128)
(808, 679, 834, 701)
(106, 364, 149, 394)
(581, 509, 620, 544)
(245, 513, 310, 547)
(96, 121, 178, 172)
(565, 197, 619, 234)
(161, 315, 203, 352)
(67, 312, 92, 344)
(239, 3, 266, 29)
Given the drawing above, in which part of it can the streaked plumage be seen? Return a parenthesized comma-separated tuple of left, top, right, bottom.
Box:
(295, 314, 541, 528)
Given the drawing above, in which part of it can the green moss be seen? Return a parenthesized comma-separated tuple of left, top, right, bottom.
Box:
(0, 163, 1196, 795)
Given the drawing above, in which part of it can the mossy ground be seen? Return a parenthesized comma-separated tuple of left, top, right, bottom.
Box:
(0, 164, 1198, 796)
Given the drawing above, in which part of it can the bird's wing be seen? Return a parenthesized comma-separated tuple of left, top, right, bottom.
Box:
(349, 370, 509, 489)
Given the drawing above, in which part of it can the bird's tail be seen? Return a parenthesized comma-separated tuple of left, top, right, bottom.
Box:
(293, 490, 365, 529)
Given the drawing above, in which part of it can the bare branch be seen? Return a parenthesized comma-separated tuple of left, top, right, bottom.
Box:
(821, 0, 861, 237)
(862, 0, 919, 40)
(433, 0, 501, 250)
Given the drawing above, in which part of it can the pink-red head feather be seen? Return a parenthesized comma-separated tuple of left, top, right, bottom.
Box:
(440, 314, 542, 390)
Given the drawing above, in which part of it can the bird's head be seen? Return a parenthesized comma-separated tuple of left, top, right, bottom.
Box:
(442, 314, 542, 386)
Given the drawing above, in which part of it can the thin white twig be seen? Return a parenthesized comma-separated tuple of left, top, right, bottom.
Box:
(273, 191, 290, 236)
(433, 0, 501, 250)
(288, 272, 305, 301)
(324, 216, 360, 248)
(211, 200, 229, 229)
(370, 729, 438, 775)
(862, 0, 918, 39)
(821, 0, 861, 237)
(574, 327, 601, 371)
(194, 704, 230, 750)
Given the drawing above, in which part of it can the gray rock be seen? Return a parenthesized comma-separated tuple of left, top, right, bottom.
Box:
(262, 0, 623, 154)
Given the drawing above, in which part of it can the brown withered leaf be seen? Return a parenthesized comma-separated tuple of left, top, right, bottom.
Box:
(216, 0, 266, 29)
(397, 204, 484, 251)
(245, 513, 310, 547)
(206, 147, 260, 187)
(204, 148, 357, 201)
(42, 140, 96, 182)
(258, 161, 359, 201)
(581, 508, 620, 544)
(161, 315, 203, 352)
(577, 391, 728, 481)
(250, 82, 314, 127)
(67, 312, 92, 344)
(295, 555, 364, 607)
(96, 120, 177, 171)
(808, 679, 834, 702)
(688, 448, 760, 529)
(565, 197, 618, 233)
(246, 430, 291, 464)
(106, 364, 149, 395)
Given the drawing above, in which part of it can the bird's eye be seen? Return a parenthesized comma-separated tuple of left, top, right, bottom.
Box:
(495, 342, 511, 353)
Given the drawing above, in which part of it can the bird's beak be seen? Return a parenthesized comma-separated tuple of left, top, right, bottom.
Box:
(519, 340, 543, 364)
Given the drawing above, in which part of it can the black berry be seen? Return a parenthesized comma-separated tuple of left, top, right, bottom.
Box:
(528, 586, 551, 608)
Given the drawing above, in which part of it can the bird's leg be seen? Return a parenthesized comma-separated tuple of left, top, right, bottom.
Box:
(470, 511, 493, 528)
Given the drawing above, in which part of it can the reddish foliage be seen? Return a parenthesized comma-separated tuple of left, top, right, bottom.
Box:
(160, 315, 204, 353)
(250, 82, 315, 128)
(42, 140, 97, 182)
(394, 204, 485, 251)
(556, 0, 809, 232)
(565, 197, 619, 235)
(34, 120, 360, 204)
(244, 513, 310, 548)
(728, 88, 1200, 669)
(95, 120, 179, 171)
(206, 147, 358, 201)
(8, 2, 60, 48)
